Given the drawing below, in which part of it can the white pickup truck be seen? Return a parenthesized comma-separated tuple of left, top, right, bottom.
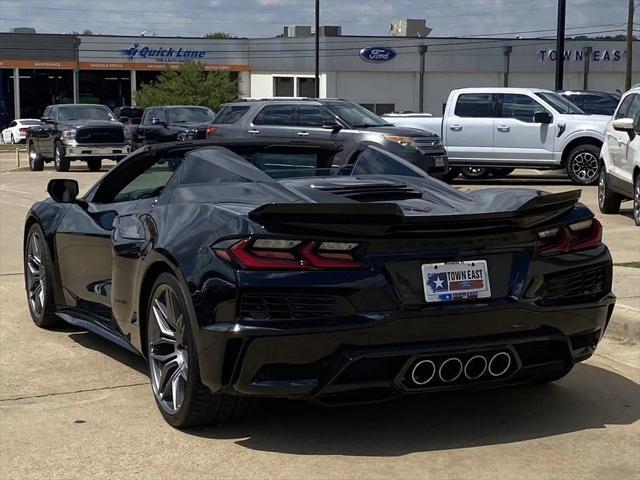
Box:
(383, 87, 611, 185)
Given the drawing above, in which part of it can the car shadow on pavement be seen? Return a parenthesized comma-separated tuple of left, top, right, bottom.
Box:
(67, 331, 147, 375)
(453, 178, 574, 186)
(188, 363, 640, 456)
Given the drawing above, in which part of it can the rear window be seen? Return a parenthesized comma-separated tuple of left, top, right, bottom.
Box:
(214, 105, 251, 124)
(454, 94, 494, 117)
(20, 120, 40, 126)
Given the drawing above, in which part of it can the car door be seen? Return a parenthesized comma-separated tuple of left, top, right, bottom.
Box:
(443, 93, 495, 163)
(607, 93, 639, 181)
(248, 104, 296, 140)
(55, 152, 181, 324)
(294, 105, 343, 142)
(40, 106, 58, 158)
(493, 93, 556, 165)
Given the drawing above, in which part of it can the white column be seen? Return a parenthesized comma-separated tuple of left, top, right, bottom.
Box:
(238, 71, 250, 98)
(12, 68, 20, 118)
(130, 70, 137, 106)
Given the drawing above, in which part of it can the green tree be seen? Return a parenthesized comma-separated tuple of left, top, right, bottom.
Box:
(204, 32, 233, 39)
(134, 62, 238, 111)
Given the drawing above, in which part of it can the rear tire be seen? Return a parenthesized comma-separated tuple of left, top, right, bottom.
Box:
(461, 166, 490, 179)
(147, 273, 250, 428)
(597, 167, 622, 214)
(54, 141, 70, 172)
(87, 158, 102, 172)
(10, 134, 15, 144)
(24, 224, 61, 328)
(566, 144, 600, 185)
(28, 142, 44, 171)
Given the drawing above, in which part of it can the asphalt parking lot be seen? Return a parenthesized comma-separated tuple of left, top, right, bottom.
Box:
(0, 153, 638, 480)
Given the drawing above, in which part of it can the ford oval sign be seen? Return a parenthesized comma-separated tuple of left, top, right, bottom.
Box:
(359, 46, 397, 63)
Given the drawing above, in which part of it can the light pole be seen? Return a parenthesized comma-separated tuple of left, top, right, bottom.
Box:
(554, 0, 566, 90)
(625, 0, 634, 90)
(315, 0, 320, 97)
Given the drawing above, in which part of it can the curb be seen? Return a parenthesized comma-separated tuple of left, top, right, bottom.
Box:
(605, 305, 640, 344)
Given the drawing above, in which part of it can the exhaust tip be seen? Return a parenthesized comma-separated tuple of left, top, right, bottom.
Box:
(464, 355, 488, 380)
(438, 357, 463, 383)
(411, 359, 436, 385)
(488, 352, 512, 377)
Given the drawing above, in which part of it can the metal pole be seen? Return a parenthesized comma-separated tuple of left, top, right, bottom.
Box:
(555, 0, 566, 90)
(419, 45, 427, 113)
(625, 0, 634, 90)
(583, 46, 592, 90)
(315, 0, 320, 98)
(73, 37, 81, 103)
(503, 46, 512, 87)
(12, 67, 20, 119)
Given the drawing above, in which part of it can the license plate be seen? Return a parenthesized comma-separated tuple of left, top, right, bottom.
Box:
(434, 156, 445, 167)
(422, 260, 491, 302)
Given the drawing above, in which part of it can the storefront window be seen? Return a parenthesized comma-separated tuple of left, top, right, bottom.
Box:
(79, 70, 131, 110)
(297, 77, 316, 98)
(18, 69, 74, 119)
(0, 69, 15, 128)
(273, 77, 294, 97)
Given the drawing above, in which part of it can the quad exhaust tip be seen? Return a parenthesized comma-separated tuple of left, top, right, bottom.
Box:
(410, 351, 513, 386)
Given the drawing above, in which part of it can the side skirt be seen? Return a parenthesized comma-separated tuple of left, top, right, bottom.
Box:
(56, 311, 141, 355)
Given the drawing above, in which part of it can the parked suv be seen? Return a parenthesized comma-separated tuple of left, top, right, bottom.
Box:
(599, 87, 640, 225)
(131, 106, 216, 150)
(210, 98, 448, 177)
(26, 104, 128, 172)
(384, 88, 611, 185)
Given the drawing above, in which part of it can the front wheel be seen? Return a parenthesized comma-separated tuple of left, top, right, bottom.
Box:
(598, 167, 622, 214)
(54, 142, 70, 172)
(24, 224, 61, 328)
(439, 167, 460, 183)
(566, 144, 600, 185)
(147, 273, 250, 428)
(10, 134, 15, 144)
(461, 166, 490, 179)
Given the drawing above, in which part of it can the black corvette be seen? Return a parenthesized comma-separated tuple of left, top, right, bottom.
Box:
(24, 139, 615, 427)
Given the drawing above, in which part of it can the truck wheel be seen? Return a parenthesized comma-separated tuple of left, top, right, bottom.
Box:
(87, 158, 102, 172)
(491, 168, 514, 178)
(461, 167, 490, 179)
(597, 167, 621, 214)
(28, 142, 44, 171)
(54, 142, 70, 172)
(566, 144, 600, 185)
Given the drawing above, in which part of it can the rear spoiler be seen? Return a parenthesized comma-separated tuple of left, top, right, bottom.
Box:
(249, 190, 582, 234)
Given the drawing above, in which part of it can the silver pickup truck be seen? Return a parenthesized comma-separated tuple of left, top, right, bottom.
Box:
(384, 87, 611, 185)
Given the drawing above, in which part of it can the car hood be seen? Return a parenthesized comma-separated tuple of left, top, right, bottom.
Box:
(359, 125, 439, 137)
(59, 120, 124, 129)
(565, 114, 611, 124)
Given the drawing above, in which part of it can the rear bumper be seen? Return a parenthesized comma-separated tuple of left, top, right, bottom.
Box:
(195, 295, 615, 403)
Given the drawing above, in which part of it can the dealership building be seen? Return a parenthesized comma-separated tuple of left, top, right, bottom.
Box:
(0, 24, 637, 127)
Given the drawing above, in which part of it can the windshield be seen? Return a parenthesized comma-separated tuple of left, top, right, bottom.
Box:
(167, 107, 215, 123)
(325, 103, 391, 128)
(534, 92, 585, 114)
(58, 105, 116, 121)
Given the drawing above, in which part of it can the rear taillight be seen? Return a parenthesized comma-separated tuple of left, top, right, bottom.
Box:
(213, 238, 364, 270)
(536, 218, 602, 256)
(19, 128, 28, 134)
(206, 126, 217, 138)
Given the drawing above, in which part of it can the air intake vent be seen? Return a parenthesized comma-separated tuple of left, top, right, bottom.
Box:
(312, 181, 422, 201)
(240, 293, 353, 320)
(539, 263, 609, 302)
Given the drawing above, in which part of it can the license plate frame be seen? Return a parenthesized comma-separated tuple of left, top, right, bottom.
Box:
(422, 260, 491, 303)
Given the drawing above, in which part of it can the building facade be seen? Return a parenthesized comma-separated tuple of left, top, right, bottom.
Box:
(0, 32, 637, 127)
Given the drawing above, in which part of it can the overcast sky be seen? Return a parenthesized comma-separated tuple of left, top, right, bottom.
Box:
(0, 0, 632, 38)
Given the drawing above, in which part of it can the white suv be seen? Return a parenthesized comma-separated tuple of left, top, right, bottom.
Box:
(599, 87, 640, 225)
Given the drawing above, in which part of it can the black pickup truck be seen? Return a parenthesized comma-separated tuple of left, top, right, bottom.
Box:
(131, 105, 216, 150)
(26, 104, 129, 172)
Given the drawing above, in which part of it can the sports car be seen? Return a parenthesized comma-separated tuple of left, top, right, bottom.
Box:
(24, 139, 615, 428)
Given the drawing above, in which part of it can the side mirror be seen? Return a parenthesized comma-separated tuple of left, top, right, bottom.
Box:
(322, 121, 343, 132)
(47, 179, 79, 203)
(612, 117, 635, 132)
(112, 215, 149, 258)
(533, 111, 553, 124)
(40, 116, 54, 124)
(118, 116, 129, 123)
